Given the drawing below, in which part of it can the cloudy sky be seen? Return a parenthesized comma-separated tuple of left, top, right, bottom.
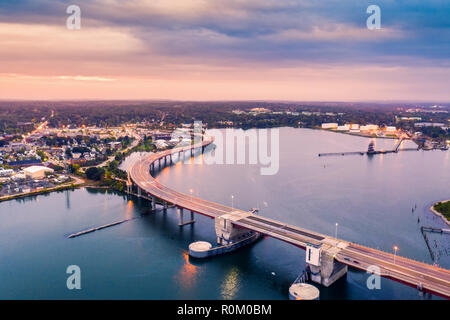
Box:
(0, 0, 449, 101)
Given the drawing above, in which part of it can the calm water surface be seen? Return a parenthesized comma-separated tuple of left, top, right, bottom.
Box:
(1, 128, 449, 299)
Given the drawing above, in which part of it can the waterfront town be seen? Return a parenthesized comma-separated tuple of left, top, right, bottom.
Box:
(0, 119, 192, 199)
(0, 103, 448, 201)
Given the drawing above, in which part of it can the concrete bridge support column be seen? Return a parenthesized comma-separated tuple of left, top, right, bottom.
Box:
(137, 186, 141, 197)
(151, 196, 156, 211)
(306, 244, 348, 287)
(177, 207, 195, 226)
(163, 201, 167, 211)
(177, 208, 184, 226)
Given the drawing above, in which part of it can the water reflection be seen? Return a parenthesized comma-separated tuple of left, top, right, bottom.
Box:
(65, 190, 70, 209)
(126, 200, 134, 219)
(175, 251, 200, 291)
(220, 267, 241, 300)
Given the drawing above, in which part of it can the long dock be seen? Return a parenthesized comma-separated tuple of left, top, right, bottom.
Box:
(318, 151, 364, 157)
(421, 226, 450, 234)
(67, 218, 133, 238)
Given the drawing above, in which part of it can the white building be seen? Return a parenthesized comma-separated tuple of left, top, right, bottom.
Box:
(155, 140, 168, 149)
(415, 122, 445, 128)
(385, 126, 397, 132)
(336, 125, 350, 131)
(12, 173, 26, 181)
(0, 169, 14, 177)
(23, 166, 54, 179)
(360, 124, 379, 131)
(321, 123, 338, 129)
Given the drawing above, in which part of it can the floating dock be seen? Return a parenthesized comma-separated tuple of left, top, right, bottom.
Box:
(318, 151, 364, 157)
(67, 218, 133, 238)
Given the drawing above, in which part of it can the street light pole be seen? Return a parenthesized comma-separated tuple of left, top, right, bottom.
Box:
(231, 195, 234, 210)
(393, 246, 398, 264)
(335, 223, 339, 245)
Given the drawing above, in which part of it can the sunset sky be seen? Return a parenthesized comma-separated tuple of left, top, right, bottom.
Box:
(0, 0, 449, 101)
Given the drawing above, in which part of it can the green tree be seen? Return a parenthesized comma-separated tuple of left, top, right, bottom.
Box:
(85, 167, 105, 181)
(69, 164, 80, 174)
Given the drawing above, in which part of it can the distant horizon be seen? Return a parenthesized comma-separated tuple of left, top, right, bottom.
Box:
(0, 98, 448, 105)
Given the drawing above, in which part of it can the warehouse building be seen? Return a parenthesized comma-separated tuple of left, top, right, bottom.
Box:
(23, 166, 54, 179)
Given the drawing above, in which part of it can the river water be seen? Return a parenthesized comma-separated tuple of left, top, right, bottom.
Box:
(0, 128, 448, 299)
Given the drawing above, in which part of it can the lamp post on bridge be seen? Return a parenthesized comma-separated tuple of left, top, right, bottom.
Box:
(231, 195, 234, 210)
(393, 246, 398, 264)
(335, 223, 339, 246)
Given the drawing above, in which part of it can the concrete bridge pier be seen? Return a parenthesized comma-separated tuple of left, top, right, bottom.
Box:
(306, 244, 348, 287)
(177, 207, 195, 226)
(163, 201, 168, 211)
(151, 196, 156, 211)
(137, 186, 142, 197)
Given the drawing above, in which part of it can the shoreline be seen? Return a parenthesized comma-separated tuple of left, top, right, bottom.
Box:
(0, 175, 86, 203)
(0, 181, 130, 203)
(317, 127, 405, 140)
(429, 200, 450, 227)
(0, 183, 81, 202)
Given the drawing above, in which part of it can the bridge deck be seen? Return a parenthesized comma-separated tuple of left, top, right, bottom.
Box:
(128, 136, 450, 298)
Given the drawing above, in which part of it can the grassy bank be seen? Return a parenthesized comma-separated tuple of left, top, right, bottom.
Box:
(433, 201, 450, 220)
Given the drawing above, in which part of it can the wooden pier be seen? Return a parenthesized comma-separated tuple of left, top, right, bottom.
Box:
(318, 151, 365, 157)
(421, 226, 450, 234)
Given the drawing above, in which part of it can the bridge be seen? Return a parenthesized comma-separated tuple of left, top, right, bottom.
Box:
(128, 135, 450, 299)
